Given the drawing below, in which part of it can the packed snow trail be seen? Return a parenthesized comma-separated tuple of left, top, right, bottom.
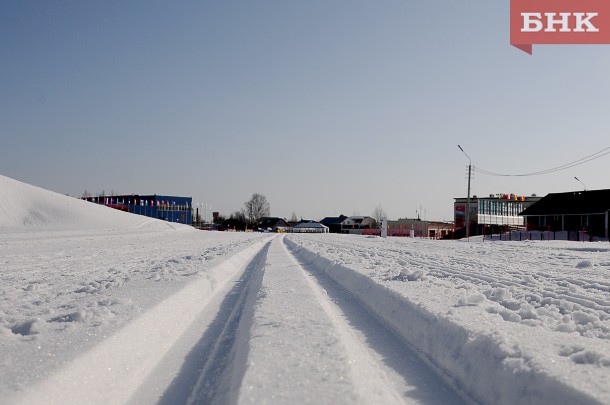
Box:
(235, 235, 467, 404)
(11, 234, 465, 404)
(152, 239, 270, 405)
(169, 235, 467, 404)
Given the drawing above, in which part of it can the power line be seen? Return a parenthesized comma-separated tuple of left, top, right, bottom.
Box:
(474, 147, 610, 177)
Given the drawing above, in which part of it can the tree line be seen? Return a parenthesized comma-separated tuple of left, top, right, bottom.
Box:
(215, 193, 271, 226)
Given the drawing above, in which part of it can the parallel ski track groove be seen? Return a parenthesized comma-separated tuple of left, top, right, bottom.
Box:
(281, 236, 470, 405)
(181, 240, 271, 405)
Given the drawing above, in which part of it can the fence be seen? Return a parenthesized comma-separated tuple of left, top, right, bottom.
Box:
(482, 230, 608, 242)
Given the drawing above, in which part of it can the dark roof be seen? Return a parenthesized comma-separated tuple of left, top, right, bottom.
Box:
(255, 217, 288, 229)
(287, 219, 316, 227)
(221, 218, 247, 227)
(320, 215, 348, 225)
(520, 189, 610, 216)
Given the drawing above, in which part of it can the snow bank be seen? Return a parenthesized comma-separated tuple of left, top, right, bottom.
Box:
(0, 174, 174, 231)
(0, 222, 268, 400)
(285, 236, 609, 405)
(12, 238, 270, 405)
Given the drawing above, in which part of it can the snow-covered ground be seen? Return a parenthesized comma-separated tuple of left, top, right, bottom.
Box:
(1, 174, 609, 404)
(285, 235, 610, 404)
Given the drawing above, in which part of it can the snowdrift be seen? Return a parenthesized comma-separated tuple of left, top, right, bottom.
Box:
(0, 174, 179, 231)
(284, 236, 610, 405)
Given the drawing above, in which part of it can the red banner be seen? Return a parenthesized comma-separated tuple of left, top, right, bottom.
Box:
(510, 0, 610, 54)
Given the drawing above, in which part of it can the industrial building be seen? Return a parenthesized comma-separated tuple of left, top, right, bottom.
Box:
(454, 194, 541, 237)
(82, 194, 192, 225)
(520, 189, 610, 240)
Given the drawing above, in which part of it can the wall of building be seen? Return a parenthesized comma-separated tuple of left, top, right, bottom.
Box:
(387, 218, 453, 238)
(83, 194, 192, 225)
(454, 195, 540, 235)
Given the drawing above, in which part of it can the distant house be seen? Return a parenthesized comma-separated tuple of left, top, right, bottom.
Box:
(219, 218, 247, 231)
(292, 221, 329, 233)
(254, 217, 290, 232)
(520, 189, 610, 240)
(320, 215, 348, 233)
(341, 216, 376, 234)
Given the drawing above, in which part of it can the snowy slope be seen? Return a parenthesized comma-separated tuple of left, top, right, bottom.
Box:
(0, 175, 270, 403)
(0, 174, 172, 231)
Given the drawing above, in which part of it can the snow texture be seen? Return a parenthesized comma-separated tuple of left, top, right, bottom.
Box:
(1, 174, 610, 404)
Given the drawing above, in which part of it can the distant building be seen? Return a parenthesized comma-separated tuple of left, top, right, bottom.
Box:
(454, 194, 540, 237)
(520, 189, 610, 239)
(219, 218, 248, 232)
(83, 194, 192, 225)
(341, 216, 376, 234)
(320, 215, 348, 233)
(291, 221, 329, 233)
(254, 217, 290, 232)
(387, 218, 453, 239)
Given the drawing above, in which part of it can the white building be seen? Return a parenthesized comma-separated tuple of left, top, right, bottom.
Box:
(454, 194, 541, 236)
(341, 216, 376, 234)
(291, 222, 329, 233)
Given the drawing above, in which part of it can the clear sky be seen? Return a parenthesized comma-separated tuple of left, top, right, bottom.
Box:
(2, 1, 609, 222)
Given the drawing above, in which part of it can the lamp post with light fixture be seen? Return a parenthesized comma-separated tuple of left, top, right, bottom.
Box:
(574, 176, 587, 191)
(458, 145, 472, 239)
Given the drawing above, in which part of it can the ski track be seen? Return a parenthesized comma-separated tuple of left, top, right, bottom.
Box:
(7, 231, 610, 404)
(275, 236, 467, 405)
(282, 235, 610, 404)
(9, 236, 272, 405)
(10, 235, 470, 404)
(237, 236, 464, 404)
(158, 235, 466, 404)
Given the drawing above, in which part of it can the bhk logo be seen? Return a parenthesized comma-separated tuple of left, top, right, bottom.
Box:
(510, 0, 610, 54)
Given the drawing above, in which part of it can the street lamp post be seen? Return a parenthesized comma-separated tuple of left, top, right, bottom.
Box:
(574, 176, 587, 191)
(458, 145, 472, 239)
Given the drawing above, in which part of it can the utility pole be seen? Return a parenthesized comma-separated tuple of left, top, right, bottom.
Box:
(458, 145, 472, 239)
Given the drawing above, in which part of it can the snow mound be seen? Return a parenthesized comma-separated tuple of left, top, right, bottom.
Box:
(0, 174, 177, 231)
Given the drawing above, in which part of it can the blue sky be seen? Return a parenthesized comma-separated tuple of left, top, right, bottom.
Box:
(2, 1, 609, 221)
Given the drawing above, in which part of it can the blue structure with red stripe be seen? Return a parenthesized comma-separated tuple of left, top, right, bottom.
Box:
(82, 194, 192, 225)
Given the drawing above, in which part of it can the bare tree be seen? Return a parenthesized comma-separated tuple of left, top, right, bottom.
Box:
(372, 204, 387, 228)
(231, 210, 246, 222)
(289, 212, 298, 223)
(244, 193, 270, 225)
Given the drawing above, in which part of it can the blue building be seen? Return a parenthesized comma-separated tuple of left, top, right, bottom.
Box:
(83, 194, 192, 225)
